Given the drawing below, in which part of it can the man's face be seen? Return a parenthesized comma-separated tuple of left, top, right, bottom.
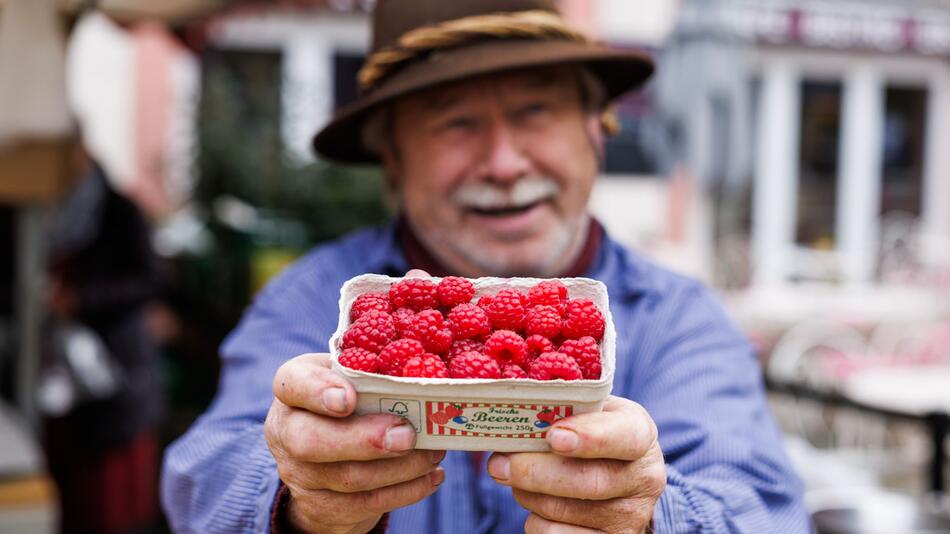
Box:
(382, 66, 602, 277)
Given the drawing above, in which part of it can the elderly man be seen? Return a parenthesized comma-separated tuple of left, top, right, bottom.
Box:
(162, 1, 808, 532)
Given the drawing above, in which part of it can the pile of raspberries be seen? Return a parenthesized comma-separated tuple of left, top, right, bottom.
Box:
(337, 277, 605, 380)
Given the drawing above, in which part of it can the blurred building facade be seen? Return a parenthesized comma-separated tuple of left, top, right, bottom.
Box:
(656, 0, 950, 339)
(660, 0, 950, 290)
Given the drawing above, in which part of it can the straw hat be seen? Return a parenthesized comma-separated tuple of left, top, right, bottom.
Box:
(312, 0, 654, 163)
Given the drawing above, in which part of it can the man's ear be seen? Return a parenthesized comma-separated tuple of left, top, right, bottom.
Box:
(585, 113, 606, 162)
(379, 144, 401, 192)
(378, 144, 405, 213)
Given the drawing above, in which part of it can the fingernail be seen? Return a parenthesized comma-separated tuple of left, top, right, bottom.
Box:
(429, 468, 445, 486)
(487, 454, 510, 481)
(429, 450, 446, 464)
(384, 423, 415, 452)
(548, 428, 579, 452)
(322, 387, 347, 413)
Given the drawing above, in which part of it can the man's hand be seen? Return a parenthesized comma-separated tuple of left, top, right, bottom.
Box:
(265, 354, 445, 534)
(487, 396, 665, 534)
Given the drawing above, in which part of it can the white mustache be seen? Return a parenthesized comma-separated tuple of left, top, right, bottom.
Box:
(452, 178, 560, 210)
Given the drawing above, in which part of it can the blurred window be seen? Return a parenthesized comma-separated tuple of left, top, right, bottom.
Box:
(881, 86, 927, 216)
(603, 86, 660, 176)
(796, 80, 842, 249)
(199, 49, 284, 200)
(333, 52, 365, 110)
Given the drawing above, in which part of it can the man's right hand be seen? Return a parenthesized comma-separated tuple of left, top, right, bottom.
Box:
(265, 353, 445, 534)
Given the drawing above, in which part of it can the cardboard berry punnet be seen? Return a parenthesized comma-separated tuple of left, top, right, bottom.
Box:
(329, 274, 616, 452)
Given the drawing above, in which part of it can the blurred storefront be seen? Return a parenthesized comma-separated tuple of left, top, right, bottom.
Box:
(658, 0, 950, 335)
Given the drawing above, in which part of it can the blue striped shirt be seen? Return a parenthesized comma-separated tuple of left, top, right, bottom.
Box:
(161, 223, 809, 533)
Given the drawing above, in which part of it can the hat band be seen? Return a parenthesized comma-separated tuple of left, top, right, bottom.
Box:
(358, 10, 590, 92)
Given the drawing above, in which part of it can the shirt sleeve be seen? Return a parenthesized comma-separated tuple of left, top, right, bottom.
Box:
(160, 258, 341, 533)
(630, 282, 809, 533)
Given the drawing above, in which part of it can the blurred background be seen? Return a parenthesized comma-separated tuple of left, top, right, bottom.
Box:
(0, 0, 948, 532)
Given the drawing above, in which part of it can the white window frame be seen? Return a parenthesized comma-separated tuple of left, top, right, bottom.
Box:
(208, 11, 370, 163)
(749, 48, 950, 288)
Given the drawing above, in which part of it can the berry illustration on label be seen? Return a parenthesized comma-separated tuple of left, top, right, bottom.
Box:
(430, 410, 452, 425)
(535, 409, 559, 428)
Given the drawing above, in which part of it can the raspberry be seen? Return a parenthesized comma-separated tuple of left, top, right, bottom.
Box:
(349, 292, 391, 322)
(402, 353, 448, 378)
(528, 280, 568, 308)
(437, 276, 475, 307)
(561, 299, 605, 340)
(430, 328, 454, 355)
(402, 309, 452, 353)
(447, 339, 484, 363)
(525, 334, 555, 360)
(484, 330, 529, 369)
(559, 336, 601, 379)
(378, 339, 424, 376)
(528, 352, 583, 381)
(447, 303, 490, 340)
(448, 351, 501, 379)
(392, 307, 416, 338)
(486, 288, 527, 331)
(342, 310, 395, 353)
(501, 364, 528, 379)
(338, 347, 379, 373)
(524, 305, 561, 339)
(389, 278, 438, 311)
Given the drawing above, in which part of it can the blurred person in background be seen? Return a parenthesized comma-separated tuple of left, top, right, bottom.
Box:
(162, 1, 808, 532)
(44, 142, 163, 534)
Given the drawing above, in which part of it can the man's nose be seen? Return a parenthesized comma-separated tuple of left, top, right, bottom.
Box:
(483, 120, 531, 183)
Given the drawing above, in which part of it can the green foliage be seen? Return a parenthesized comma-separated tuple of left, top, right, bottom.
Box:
(196, 48, 391, 245)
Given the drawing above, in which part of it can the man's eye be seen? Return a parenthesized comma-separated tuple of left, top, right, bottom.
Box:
(520, 103, 550, 116)
(443, 118, 476, 131)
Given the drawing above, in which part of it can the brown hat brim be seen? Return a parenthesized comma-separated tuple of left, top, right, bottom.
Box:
(312, 39, 654, 164)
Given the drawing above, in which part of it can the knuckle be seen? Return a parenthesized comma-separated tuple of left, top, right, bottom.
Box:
(334, 463, 370, 493)
(264, 403, 281, 444)
(523, 513, 540, 534)
(641, 459, 667, 498)
(276, 461, 302, 488)
(543, 495, 572, 522)
(585, 464, 613, 499)
(589, 426, 611, 453)
(281, 415, 313, 460)
(360, 485, 394, 514)
(615, 497, 654, 530)
(511, 457, 535, 485)
(399, 474, 434, 507)
(635, 406, 658, 445)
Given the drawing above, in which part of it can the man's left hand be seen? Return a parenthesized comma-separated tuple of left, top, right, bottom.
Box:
(487, 396, 665, 534)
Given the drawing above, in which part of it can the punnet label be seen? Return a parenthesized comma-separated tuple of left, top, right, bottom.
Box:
(425, 401, 573, 438)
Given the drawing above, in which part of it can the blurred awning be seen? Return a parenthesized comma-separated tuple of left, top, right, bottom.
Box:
(0, 0, 72, 148)
(83, 0, 228, 25)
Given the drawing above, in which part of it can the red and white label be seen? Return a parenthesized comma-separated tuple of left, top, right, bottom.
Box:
(425, 401, 573, 438)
